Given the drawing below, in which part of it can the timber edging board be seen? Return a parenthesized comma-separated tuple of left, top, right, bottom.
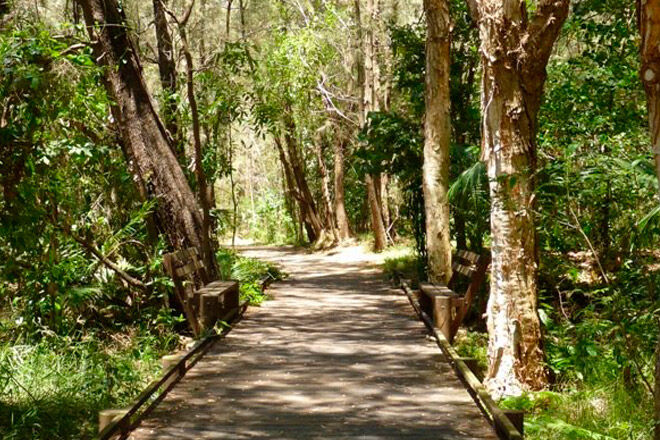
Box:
(96, 300, 250, 440)
(398, 277, 524, 440)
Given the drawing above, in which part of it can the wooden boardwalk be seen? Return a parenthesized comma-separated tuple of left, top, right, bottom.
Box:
(130, 246, 497, 439)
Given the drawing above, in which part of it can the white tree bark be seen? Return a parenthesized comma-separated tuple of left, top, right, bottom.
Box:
(423, 0, 452, 284)
(471, 0, 570, 398)
(638, 2, 660, 436)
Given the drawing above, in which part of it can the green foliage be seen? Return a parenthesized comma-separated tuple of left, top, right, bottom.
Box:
(216, 248, 284, 305)
(454, 330, 488, 373)
(0, 328, 178, 440)
(382, 252, 425, 286)
(501, 386, 652, 440)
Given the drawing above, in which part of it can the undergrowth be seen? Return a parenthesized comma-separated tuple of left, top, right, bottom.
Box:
(216, 248, 284, 305)
(0, 329, 177, 440)
(0, 248, 283, 439)
(382, 249, 656, 440)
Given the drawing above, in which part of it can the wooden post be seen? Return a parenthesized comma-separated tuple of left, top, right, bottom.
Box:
(433, 295, 453, 343)
(98, 408, 127, 433)
(162, 354, 185, 389)
(200, 292, 219, 330)
(503, 409, 525, 436)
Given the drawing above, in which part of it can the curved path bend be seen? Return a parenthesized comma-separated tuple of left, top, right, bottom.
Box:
(130, 246, 497, 440)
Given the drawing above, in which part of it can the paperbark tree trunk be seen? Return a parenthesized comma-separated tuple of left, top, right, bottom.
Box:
(76, 0, 216, 276)
(470, 0, 569, 398)
(423, 0, 452, 285)
(152, 0, 179, 147)
(640, 0, 660, 191)
(638, 2, 660, 437)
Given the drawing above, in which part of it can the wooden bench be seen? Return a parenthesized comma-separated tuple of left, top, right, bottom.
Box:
(419, 250, 490, 343)
(163, 248, 239, 336)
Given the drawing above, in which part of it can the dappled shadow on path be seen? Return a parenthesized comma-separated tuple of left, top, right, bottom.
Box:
(129, 246, 496, 440)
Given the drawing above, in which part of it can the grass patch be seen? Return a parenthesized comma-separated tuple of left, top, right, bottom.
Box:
(501, 385, 653, 440)
(382, 250, 425, 285)
(0, 330, 177, 440)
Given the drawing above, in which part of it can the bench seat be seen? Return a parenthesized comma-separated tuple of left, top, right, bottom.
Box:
(419, 250, 490, 343)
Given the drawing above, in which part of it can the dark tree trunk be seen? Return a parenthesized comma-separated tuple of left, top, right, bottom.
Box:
(314, 134, 339, 242)
(226, 0, 233, 35)
(177, 18, 216, 274)
(152, 0, 179, 148)
(76, 0, 216, 276)
(275, 136, 317, 243)
(455, 211, 467, 250)
(282, 110, 326, 242)
(655, 337, 660, 440)
(238, 0, 246, 39)
(355, 0, 387, 252)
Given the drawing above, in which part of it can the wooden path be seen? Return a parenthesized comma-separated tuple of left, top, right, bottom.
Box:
(130, 246, 497, 439)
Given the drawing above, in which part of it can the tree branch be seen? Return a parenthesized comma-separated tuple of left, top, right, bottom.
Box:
(524, 0, 570, 66)
(69, 232, 148, 290)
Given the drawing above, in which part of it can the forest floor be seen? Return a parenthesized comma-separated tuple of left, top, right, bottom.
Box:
(128, 245, 496, 439)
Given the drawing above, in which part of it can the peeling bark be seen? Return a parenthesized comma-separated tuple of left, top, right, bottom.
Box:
(638, 2, 660, 436)
(472, 0, 569, 397)
(423, 0, 452, 284)
(639, 0, 660, 190)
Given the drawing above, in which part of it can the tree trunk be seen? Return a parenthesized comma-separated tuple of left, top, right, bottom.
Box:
(152, 0, 179, 148)
(423, 0, 452, 284)
(366, 174, 387, 251)
(282, 111, 325, 242)
(314, 134, 339, 242)
(275, 134, 321, 243)
(640, 0, 660, 191)
(226, 0, 233, 35)
(455, 211, 467, 250)
(333, 138, 352, 240)
(380, 173, 392, 239)
(357, 0, 387, 252)
(470, 0, 569, 398)
(238, 0, 246, 39)
(638, 3, 660, 437)
(76, 0, 215, 275)
(177, 16, 216, 275)
(276, 138, 305, 240)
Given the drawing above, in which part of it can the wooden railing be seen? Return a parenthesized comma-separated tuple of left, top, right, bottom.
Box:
(96, 302, 248, 440)
(398, 278, 524, 440)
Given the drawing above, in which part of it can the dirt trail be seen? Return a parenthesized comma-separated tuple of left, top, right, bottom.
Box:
(130, 245, 497, 439)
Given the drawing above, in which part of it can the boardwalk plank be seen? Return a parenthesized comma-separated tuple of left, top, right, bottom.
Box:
(130, 246, 497, 440)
